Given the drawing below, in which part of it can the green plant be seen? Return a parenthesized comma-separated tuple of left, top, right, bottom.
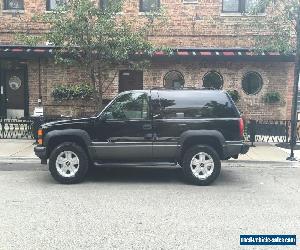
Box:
(263, 92, 281, 104)
(227, 90, 241, 103)
(52, 84, 94, 101)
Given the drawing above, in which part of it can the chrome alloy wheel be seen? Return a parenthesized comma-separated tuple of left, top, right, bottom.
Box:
(56, 151, 80, 178)
(190, 152, 214, 180)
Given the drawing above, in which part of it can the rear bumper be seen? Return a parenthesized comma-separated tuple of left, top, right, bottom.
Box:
(223, 141, 249, 159)
(240, 144, 250, 154)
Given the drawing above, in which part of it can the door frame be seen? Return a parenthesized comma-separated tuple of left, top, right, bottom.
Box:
(0, 62, 29, 118)
(91, 91, 154, 162)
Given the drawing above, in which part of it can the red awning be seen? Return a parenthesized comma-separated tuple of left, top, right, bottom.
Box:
(0, 45, 294, 61)
(152, 48, 290, 58)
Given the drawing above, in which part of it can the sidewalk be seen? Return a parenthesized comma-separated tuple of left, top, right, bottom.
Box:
(233, 143, 300, 163)
(0, 139, 36, 159)
(0, 139, 299, 164)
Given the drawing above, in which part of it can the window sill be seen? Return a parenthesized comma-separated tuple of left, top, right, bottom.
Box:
(2, 9, 24, 14)
(220, 12, 266, 17)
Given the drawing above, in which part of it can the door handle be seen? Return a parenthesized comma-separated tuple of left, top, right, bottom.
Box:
(144, 133, 153, 140)
(143, 124, 152, 130)
(0, 86, 3, 95)
(178, 124, 187, 131)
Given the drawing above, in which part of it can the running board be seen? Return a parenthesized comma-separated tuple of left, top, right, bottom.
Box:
(93, 162, 178, 167)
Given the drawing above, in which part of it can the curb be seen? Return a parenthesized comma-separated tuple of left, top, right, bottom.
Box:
(227, 160, 300, 164)
(0, 157, 40, 163)
(0, 158, 299, 167)
(224, 160, 300, 167)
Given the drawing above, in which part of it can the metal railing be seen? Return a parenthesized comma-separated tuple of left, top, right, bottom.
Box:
(245, 120, 300, 145)
(0, 116, 72, 140)
(1, 117, 300, 144)
(0, 117, 34, 139)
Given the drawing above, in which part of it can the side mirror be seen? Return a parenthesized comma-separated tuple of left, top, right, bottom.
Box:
(153, 113, 162, 119)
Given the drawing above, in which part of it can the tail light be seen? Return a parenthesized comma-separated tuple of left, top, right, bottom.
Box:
(239, 118, 244, 139)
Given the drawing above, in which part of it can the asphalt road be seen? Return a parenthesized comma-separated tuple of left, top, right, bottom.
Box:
(0, 161, 299, 250)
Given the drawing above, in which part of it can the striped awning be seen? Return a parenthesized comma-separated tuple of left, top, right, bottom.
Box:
(153, 49, 284, 57)
(0, 45, 294, 61)
(0, 45, 54, 58)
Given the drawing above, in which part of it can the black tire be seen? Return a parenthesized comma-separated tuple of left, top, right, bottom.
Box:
(49, 142, 89, 184)
(182, 145, 221, 186)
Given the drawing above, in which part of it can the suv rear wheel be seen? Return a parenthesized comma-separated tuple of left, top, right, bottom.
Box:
(182, 145, 221, 185)
(49, 142, 89, 184)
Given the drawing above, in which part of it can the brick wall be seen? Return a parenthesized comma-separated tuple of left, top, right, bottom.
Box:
(142, 60, 293, 120)
(0, 0, 48, 44)
(0, 0, 295, 120)
(25, 59, 293, 120)
(27, 59, 97, 117)
(0, 0, 270, 48)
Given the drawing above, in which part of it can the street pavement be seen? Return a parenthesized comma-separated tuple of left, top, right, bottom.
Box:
(0, 161, 299, 250)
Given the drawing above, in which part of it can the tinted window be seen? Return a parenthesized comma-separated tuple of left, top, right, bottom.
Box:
(156, 91, 238, 119)
(103, 92, 149, 120)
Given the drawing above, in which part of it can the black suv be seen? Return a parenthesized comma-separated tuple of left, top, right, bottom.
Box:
(34, 89, 249, 185)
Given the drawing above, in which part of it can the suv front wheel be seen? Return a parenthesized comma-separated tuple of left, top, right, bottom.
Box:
(49, 142, 89, 184)
(182, 145, 221, 185)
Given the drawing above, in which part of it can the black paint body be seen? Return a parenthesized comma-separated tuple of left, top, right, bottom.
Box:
(35, 89, 247, 163)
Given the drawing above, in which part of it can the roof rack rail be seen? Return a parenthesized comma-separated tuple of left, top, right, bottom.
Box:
(201, 87, 216, 90)
(150, 87, 216, 90)
(150, 87, 198, 90)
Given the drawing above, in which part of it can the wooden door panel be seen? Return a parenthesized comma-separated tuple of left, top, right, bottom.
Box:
(6, 70, 25, 109)
(119, 70, 143, 92)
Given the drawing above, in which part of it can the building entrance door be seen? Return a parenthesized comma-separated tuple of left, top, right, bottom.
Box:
(0, 63, 28, 118)
(119, 70, 143, 93)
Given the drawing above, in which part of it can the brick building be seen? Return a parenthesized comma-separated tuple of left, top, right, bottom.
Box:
(0, 0, 295, 119)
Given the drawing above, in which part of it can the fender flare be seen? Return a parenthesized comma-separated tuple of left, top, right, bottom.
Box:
(44, 129, 92, 149)
(176, 130, 225, 159)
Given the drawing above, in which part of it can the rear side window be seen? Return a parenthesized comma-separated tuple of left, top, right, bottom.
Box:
(156, 91, 239, 119)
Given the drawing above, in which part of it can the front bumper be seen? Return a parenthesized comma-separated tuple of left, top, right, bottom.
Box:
(34, 145, 47, 163)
